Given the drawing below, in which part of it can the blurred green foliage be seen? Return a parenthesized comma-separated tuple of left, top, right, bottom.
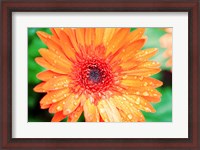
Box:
(28, 28, 172, 122)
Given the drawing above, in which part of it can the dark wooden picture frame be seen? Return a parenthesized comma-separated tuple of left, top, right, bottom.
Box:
(1, 0, 199, 149)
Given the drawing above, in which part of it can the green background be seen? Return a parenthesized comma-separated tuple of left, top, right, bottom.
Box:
(28, 28, 172, 122)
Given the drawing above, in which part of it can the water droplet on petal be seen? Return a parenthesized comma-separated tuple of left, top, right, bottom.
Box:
(143, 92, 149, 96)
(135, 97, 140, 104)
(56, 106, 62, 111)
(52, 99, 57, 103)
(128, 114, 133, 119)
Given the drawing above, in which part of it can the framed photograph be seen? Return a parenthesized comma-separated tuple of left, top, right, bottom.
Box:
(1, 0, 199, 149)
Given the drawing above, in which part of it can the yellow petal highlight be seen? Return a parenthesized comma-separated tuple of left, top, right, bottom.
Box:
(85, 28, 95, 46)
(103, 28, 117, 46)
(124, 95, 156, 113)
(98, 99, 121, 122)
(94, 28, 105, 46)
(83, 99, 100, 122)
(75, 28, 85, 46)
(110, 96, 144, 122)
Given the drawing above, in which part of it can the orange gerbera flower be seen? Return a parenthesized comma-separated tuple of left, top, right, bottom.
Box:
(160, 28, 172, 67)
(33, 28, 163, 122)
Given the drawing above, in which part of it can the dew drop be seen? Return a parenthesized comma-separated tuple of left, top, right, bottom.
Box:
(63, 84, 68, 87)
(139, 76, 144, 80)
(52, 99, 57, 103)
(56, 106, 62, 111)
(104, 119, 109, 122)
(136, 92, 140, 95)
(100, 108, 105, 113)
(122, 75, 127, 79)
(144, 82, 148, 86)
(145, 108, 151, 112)
(143, 92, 149, 96)
(73, 102, 77, 106)
(135, 97, 140, 104)
(128, 114, 133, 119)
(65, 109, 71, 114)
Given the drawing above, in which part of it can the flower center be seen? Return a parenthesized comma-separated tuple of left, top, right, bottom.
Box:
(72, 57, 114, 94)
(88, 67, 102, 83)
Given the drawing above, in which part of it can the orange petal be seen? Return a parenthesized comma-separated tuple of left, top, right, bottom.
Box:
(51, 111, 66, 122)
(67, 105, 83, 122)
(141, 96, 161, 103)
(110, 38, 147, 64)
(110, 96, 144, 122)
(85, 28, 95, 46)
(83, 99, 100, 122)
(124, 95, 156, 112)
(106, 28, 130, 56)
(40, 104, 51, 109)
(42, 76, 69, 91)
(50, 28, 59, 39)
(124, 86, 162, 99)
(49, 100, 65, 113)
(45, 39, 67, 59)
(63, 28, 80, 53)
(75, 28, 85, 46)
(36, 70, 61, 81)
(125, 28, 145, 44)
(63, 94, 81, 115)
(39, 48, 71, 74)
(59, 30, 76, 61)
(122, 68, 161, 77)
(36, 31, 52, 44)
(103, 28, 117, 46)
(137, 61, 161, 68)
(134, 48, 158, 61)
(50, 28, 63, 39)
(166, 58, 172, 67)
(37, 31, 66, 58)
(35, 57, 66, 74)
(94, 28, 105, 47)
(40, 88, 70, 105)
(117, 109, 130, 122)
(121, 75, 163, 88)
(97, 99, 121, 122)
(97, 101, 110, 122)
(33, 82, 47, 92)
